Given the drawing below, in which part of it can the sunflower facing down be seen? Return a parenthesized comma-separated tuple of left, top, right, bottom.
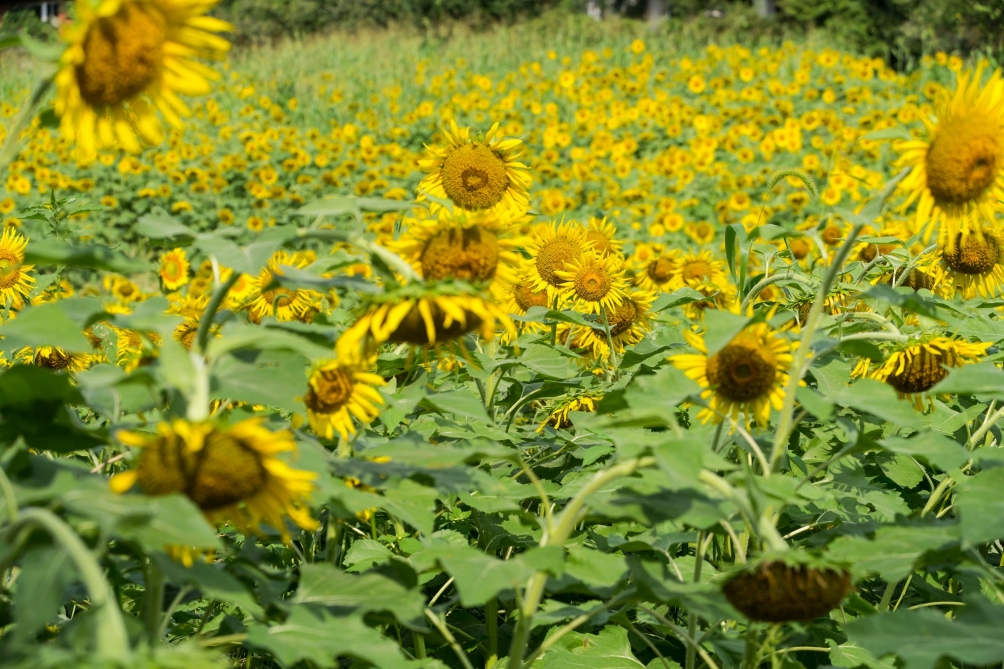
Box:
(336, 282, 514, 358)
(304, 357, 385, 441)
(110, 417, 317, 541)
(671, 321, 795, 425)
(921, 224, 1004, 299)
(54, 0, 232, 157)
(894, 63, 1004, 249)
(15, 345, 92, 374)
(0, 227, 35, 309)
(417, 120, 531, 216)
(555, 251, 630, 315)
(388, 209, 530, 301)
(852, 337, 989, 410)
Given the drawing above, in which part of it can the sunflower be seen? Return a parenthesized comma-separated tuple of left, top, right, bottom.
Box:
(894, 64, 1004, 249)
(634, 249, 681, 293)
(567, 289, 656, 362)
(922, 224, 1004, 299)
(554, 251, 629, 315)
(303, 357, 385, 441)
(250, 251, 318, 322)
(15, 346, 92, 374)
(417, 120, 531, 216)
(525, 219, 593, 301)
(388, 209, 530, 301)
(110, 417, 317, 541)
(583, 217, 625, 259)
(336, 282, 513, 358)
(852, 337, 989, 410)
(160, 247, 190, 291)
(0, 227, 35, 309)
(538, 394, 602, 431)
(673, 249, 729, 291)
(671, 321, 794, 425)
(54, 0, 232, 158)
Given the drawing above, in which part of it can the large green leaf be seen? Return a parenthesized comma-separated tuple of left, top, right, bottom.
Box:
(955, 468, 1004, 544)
(877, 431, 968, 471)
(533, 625, 644, 669)
(15, 547, 73, 639)
(24, 240, 150, 273)
(831, 379, 923, 428)
(0, 365, 105, 452)
(293, 563, 425, 625)
(827, 523, 960, 581)
(0, 299, 99, 352)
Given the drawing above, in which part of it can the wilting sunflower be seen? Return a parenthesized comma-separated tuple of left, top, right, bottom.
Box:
(554, 251, 629, 315)
(634, 249, 681, 293)
(671, 320, 794, 425)
(304, 357, 385, 440)
(54, 0, 232, 157)
(388, 209, 529, 301)
(538, 394, 603, 431)
(159, 248, 190, 291)
(336, 281, 513, 358)
(110, 417, 317, 541)
(15, 346, 92, 374)
(895, 64, 1004, 248)
(583, 217, 624, 259)
(418, 120, 531, 216)
(567, 289, 655, 362)
(525, 219, 592, 301)
(852, 336, 989, 410)
(922, 224, 1004, 299)
(250, 251, 318, 322)
(0, 227, 35, 309)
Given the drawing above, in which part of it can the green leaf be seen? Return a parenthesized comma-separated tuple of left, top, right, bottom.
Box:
(212, 350, 310, 413)
(847, 597, 1004, 669)
(628, 557, 738, 620)
(864, 284, 939, 319)
(827, 640, 896, 669)
(354, 196, 417, 213)
(418, 544, 536, 607)
(861, 126, 914, 142)
(342, 539, 395, 572)
(246, 606, 405, 669)
(827, 524, 959, 581)
(135, 212, 197, 240)
(933, 362, 1004, 398)
(206, 324, 331, 360)
(423, 388, 490, 424)
(296, 196, 362, 218)
(533, 626, 644, 669)
(519, 343, 578, 379)
(0, 299, 100, 352)
(955, 468, 1004, 544)
(17, 33, 64, 61)
(878, 431, 968, 471)
(294, 564, 425, 625)
(0, 365, 105, 452)
(25, 240, 150, 273)
(652, 287, 706, 312)
(702, 310, 752, 356)
(725, 224, 739, 278)
(154, 555, 263, 616)
(15, 547, 73, 638)
(831, 379, 923, 428)
(564, 545, 627, 588)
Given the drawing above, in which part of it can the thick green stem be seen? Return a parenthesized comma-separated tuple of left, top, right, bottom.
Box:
(9, 508, 130, 663)
(414, 632, 427, 659)
(143, 559, 166, 641)
(196, 270, 241, 355)
(0, 460, 17, 524)
(742, 624, 758, 669)
(485, 596, 498, 669)
(685, 531, 706, 669)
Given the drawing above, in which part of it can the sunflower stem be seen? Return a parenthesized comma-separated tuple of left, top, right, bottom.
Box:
(143, 559, 166, 642)
(196, 270, 242, 356)
(685, 531, 706, 669)
(600, 306, 619, 378)
(0, 459, 17, 524)
(6, 508, 130, 663)
(769, 220, 865, 473)
(486, 595, 499, 669)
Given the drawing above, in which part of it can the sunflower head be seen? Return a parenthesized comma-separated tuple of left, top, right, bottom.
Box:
(924, 225, 1004, 298)
(0, 227, 35, 309)
(160, 248, 190, 291)
(112, 418, 317, 540)
(555, 251, 629, 314)
(539, 394, 602, 431)
(942, 231, 1001, 275)
(926, 114, 1002, 208)
(251, 251, 318, 321)
(418, 120, 531, 216)
(304, 357, 385, 440)
(526, 220, 592, 298)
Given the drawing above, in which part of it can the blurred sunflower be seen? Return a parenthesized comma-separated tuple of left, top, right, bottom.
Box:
(388, 210, 529, 300)
(418, 120, 531, 216)
(895, 64, 1004, 249)
(336, 282, 513, 357)
(160, 247, 190, 291)
(250, 251, 317, 322)
(922, 223, 1004, 299)
(555, 251, 629, 315)
(852, 337, 989, 410)
(304, 357, 385, 440)
(673, 249, 728, 290)
(634, 249, 680, 293)
(583, 217, 624, 258)
(526, 219, 592, 300)
(15, 345, 91, 374)
(54, 0, 232, 157)
(0, 227, 35, 309)
(111, 417, 317, 541)
(671, 320, 794, 425)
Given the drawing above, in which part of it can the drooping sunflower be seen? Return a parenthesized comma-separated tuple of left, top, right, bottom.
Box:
(921, 223, 1004, 299)
(554, 251, 630, 315)
(525, 219, 593, 301)
(303, 357, 385, 441)
(110, 417, 317, 541)
(671, 320, 794, 425)
(336, 281, 514, 358)
(852, 337, 989, 410)
(0, 227, 35, 309)
(388, 209, 529, 301)
(417, 120, 531, 216)
(894, 64, 1004, 249)
(54, 0, 232, 157)
(567, 289, 656, 362)
(538, 394, 603, 431)
(15, 345, 92, 374)
(159, 247, 190, 291)
(250, 251, 319, 322)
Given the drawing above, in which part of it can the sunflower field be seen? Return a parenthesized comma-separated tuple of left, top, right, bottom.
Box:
(4, 2, 1004, 669)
